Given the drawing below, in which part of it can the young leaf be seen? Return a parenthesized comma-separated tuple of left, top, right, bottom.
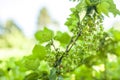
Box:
(54, 31, 71, 44)
(105, 0, 120, 16)
(76, 0, 87, 22)
(97, 0, 120, 16)
(97, 2, 110, 16)
(24, 72, 39, 80)
(78, 8, 87, 22)
(76, 0, 87, 12)
(35, 27, 54, 43)
(39, 60, 50, 74)
(32, 45, 47, 60)
(85, 0, 100, 6)
(110, 28, 120, 41)
(24, 58, 40, 70)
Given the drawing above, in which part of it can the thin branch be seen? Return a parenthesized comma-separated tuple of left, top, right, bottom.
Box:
(53, 10, 83, 67)
(54, 29, 82, 67)
(51, 39, 58, 52)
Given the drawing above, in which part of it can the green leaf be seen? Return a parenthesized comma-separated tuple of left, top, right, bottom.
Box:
(70, 0, 79, 2)
(74, 65, 92, 80)
(97, 2, 110, 16)
(78, 8, 87, 22)
(55, 31, 71, 44)
(65, 6, 79, 31)
(39, 61, 50, 74)
(24, 58, 40, 70)
(49, 68, 57, 80)
(70, 8, 77, 12)
(97, 0, 120, 16)
(6, 57, 16, 69)
(32, 45, 47, 60)
(15, 60, 27, 72)
(105, 0, 120, 16)
(0, 69, 5, 77)
(76, 0, 87, 22)
(113, 31, 120, 41)
(85, 0, 100, 6)
(24, 72, 39, 80)
(109, 28, 120, 41)
(35, 27, 54, 43)
(76, 0, 87, 12)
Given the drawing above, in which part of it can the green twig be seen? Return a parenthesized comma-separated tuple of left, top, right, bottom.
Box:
(54, 28, 81, 67)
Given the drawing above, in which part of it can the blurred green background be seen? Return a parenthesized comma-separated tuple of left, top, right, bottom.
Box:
(0, 0, 120, 80)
